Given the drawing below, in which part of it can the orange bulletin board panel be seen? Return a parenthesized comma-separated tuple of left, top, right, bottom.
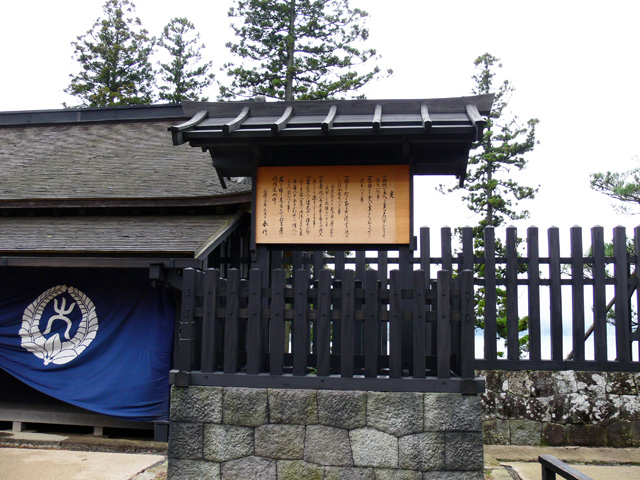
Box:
(255, 165, 410, 244)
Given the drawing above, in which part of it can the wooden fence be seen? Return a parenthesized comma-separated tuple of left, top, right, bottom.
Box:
(210, 225, 640, 373)
(170, 266, 479, 393)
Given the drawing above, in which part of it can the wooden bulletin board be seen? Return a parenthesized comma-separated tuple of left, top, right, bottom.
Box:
(255, 165, 410, 244)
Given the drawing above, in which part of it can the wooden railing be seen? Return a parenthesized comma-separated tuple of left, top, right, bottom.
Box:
(538, 455, 594, 480)
(170, 267, 480, 393)
(226, 225, 640, 372)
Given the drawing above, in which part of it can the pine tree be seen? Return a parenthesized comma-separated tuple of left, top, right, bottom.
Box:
(591, 157, 640, 214)
(65, 0, 155, 107)
(442, 53, 539, 355)
(157, 17, 215, 103)
(220, 0, 391, 101)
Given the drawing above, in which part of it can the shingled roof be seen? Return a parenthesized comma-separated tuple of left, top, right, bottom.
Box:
(0, 214, 242, 258)
(0, 105, 251, 208)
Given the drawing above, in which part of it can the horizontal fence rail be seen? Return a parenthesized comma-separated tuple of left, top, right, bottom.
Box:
(210, 225, 640, 373)
(171, 267, 479, 393)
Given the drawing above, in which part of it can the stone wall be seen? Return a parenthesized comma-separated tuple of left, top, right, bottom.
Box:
(480, 370, 640, 447)
(168, 386, 484, 480)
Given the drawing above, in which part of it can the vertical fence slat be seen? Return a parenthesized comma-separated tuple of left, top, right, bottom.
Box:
(506, 226, 519, 360)
(332, 250, 345, 353)
(313, 251, 324, 279)
(614, 226, 631, 361)
(389, 270, 402, 378)
(178, 268, 200, 373)
(484, 227, 497, 360)
(549, 227, 563, 361)
(592, 226, 608, 362)
(441, 227, 453, 272)
(201, 268, 220, 373)
(399, 245, 414, 370)
(570, 226, 586, 361)
(528, 227, 541, 361)
(293, 269, 309, 375)
(377, 251, 389, 354)
(334, 250, 345, 279)
(437, 270, 451, 379)
(461, 227, 474, 271)
(413, 270, 426, 378)
(223, 270, 240, 373)
(292, 250, 303, 271)
(419, 227, 435, 357)
(460, 270, 475, 378)
(364, 269, 379, 377)
(341, 269, 356, 377)
(356, 251, 366, 280)
(246, 269, 263, 374)
(317, 269, 332, 376)
(270, 269, 286, 375)
(636, 226, 640, 361)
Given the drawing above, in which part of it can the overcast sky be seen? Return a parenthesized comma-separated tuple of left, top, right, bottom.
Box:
(2, 0, 640, 252)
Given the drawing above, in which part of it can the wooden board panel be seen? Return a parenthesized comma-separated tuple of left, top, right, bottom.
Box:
(255, 165, 410, 244)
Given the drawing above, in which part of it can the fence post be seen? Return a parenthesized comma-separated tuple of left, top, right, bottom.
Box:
(316, 269, 332, 376)
(389, 270, 402, 378)
(177, 268, 201, 376)
(460, 269, 475, 379)
(364, 269, 379, 377)
(270, 269, 286, 375)
(549, 227, 563, 361)
(570, 226, 585, 361)
(412, 270, 426, 378)
(506, 226, 519, 360)
(614, 226, 631, 361)
(246, 269, 263, 374)
(528, 227, 541, 361)
(293, 269, 309, 375)
(484, 226, 497, 360)
(341, 269, 356, 377)
(201, 268, 220, 373)
(437, 270, 452, 379)
(223, 269, 240, 374)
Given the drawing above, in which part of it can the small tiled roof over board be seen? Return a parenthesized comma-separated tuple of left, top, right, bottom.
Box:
(170, 95, 494, 185)
(0, 104, 251, 263)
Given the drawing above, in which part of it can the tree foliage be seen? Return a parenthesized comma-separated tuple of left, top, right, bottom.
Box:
(443, 53, 540, 356)
(447, 53, 539, 238)
(591, 158, 640, 214)
(65, 0, 155, 107)
(220, 0, 390, 101)
(157, 17, 215, 103)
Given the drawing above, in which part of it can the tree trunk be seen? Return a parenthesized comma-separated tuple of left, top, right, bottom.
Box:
(284, 0, 296, 101)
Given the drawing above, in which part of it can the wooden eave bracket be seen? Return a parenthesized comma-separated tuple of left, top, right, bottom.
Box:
(271, 106, 294, 134)
(420, 103, 432, 131)
(321, 105, 338, 133)
(224, 106, 250, 135)
(372, 104, 382, 132)
(169, 110, 208, 145)
(465, 104, 487, 141)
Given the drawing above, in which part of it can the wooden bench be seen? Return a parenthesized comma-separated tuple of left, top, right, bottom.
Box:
(0, 402, 160, 438)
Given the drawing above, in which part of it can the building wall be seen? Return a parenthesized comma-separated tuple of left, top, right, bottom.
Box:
(168, 386, 484, 480)
(480, 370, 640, 447)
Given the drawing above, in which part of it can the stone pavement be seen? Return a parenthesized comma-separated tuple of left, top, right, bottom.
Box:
(2, 430, 640, 480)
(485, 445, 640, 480)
